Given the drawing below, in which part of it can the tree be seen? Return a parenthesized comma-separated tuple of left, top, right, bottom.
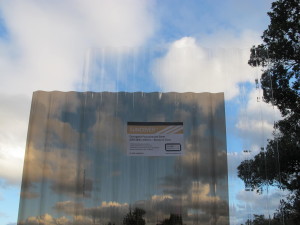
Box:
(160, 214, 183, 225)
(241, 214, 281, 225)
(248, 0, 299, 116)
(238, 0, 300, 223)
(123, 208, 146, 225)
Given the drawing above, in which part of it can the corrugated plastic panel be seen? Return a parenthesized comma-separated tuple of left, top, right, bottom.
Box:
(18, 91, 228, 225)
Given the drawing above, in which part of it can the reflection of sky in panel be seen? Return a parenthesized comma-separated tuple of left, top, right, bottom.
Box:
(18, 91, 229, 225)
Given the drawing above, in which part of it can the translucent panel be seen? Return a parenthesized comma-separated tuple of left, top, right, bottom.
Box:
(18, 91, 228, 225)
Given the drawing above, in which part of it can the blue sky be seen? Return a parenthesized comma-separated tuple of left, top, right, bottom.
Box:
(0, 0, 284, 224)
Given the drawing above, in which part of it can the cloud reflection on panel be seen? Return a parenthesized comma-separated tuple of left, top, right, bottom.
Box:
(18, 92, 94, 223)
(18, 91, 228, 225)
(19, 194, 227, 225)
(21, 146, 92, 196)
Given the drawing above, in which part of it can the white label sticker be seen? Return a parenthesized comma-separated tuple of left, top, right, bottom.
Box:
(127, 122, 184, 156)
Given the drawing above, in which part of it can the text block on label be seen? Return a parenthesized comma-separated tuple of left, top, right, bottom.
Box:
(127, 122, 184, 156)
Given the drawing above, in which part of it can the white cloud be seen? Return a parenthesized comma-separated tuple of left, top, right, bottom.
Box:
(236, 88, 281, 148)
(227, 87, 282, 224)
(53, 200, 129, 225)
(236, 189, 284, 217)
(151, 194, 173, 201)
(0, 94, 30, 186)
(228, 188, 286, 225)
(153, 31, 261, 99)
(227, 152, 245, 178)
(0, 145, 24, 186)
(51, 189, 226, 225)
(0, 0, 154, 95)
(0, 0, 154, 186)
(19, 213, 79, 225)
(53, 201, 85, 215)
(198, 29, 261, 49)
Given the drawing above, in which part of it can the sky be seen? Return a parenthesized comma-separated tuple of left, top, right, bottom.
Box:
(0, 0, 283, 224)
